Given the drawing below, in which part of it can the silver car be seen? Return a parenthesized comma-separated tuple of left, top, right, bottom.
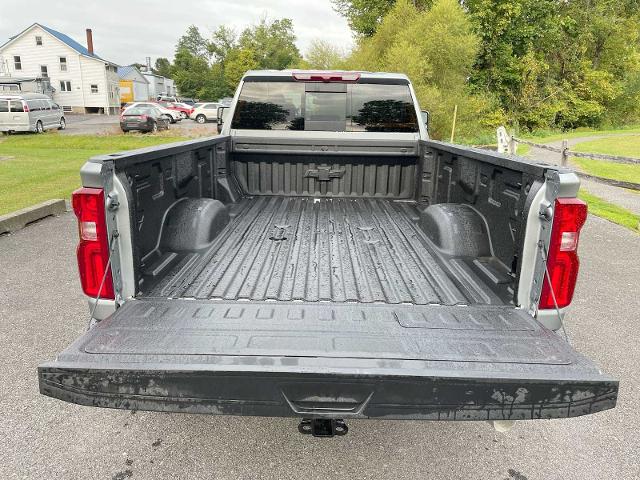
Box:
(190, 102, 221, 123)
(0, 93, 66, 133)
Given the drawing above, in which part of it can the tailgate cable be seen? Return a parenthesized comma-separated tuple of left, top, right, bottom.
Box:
(88, 231, 118, 327)
(537, 240, 570, 343)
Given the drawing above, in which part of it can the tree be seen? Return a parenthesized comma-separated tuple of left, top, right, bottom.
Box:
(346, 0, 499, 139)
(304, 40, 346, 69)
(337, 0, 640, 131)
(153, 58, 172, 78)
(198, 63, 232, 100)
(176, 25, 210, 60)
(465, 0, 640, 129)
(171, 48, 210, 98)
(332, 0, 431, 36)
(209, 25, 237, 64)
(224, 48, 259, 91)
(238, 18, 301, 69)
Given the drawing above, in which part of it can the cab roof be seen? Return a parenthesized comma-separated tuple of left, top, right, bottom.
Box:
(242, 70, 411, 85)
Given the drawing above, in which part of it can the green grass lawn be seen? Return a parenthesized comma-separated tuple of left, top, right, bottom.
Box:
(569, 135, 640, 183)
(578, 190, 640, 232)
(572, 135, 640, 158)
(521, 125, 640, 143)
(0, 133, 188, 215)
(571, 157, 640, 184)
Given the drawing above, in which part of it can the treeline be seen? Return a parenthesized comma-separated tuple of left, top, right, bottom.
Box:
(156, 0, 640, 139)
(151, 19, 301, 101)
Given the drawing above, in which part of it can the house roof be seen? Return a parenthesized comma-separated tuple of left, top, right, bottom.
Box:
(117, 65, 150, 83)
(1, 23, 117, 66)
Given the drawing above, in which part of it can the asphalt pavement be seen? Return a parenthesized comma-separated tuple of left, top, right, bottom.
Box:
(0, 212, 638, 480)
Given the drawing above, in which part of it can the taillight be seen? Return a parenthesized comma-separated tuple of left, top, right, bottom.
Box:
(292, 71, 361, 82)
(141, 114, 148, 120)
(22, 102, 29, 112)
(538, 198, 587, 310)
(71, 187, 114, 299)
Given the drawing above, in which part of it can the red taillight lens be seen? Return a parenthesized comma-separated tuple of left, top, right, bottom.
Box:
(23, 102, 29, 112)
(292, 71, 361, 82)
(72, 187, 114, 299)
(141, 114, 148, 120)
(539, 198, 587, 310)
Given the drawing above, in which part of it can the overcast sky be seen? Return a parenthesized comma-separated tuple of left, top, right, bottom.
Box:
(0, 0, 353, 65)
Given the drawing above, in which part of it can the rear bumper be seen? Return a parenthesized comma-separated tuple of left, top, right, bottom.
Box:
(38, 363, 617, 421)
(120, 123, 151, 132)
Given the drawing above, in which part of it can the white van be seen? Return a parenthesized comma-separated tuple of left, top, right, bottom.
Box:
(0, 93, 66, 133)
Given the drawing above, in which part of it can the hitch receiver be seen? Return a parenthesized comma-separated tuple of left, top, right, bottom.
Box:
(298, 418, 348, 437)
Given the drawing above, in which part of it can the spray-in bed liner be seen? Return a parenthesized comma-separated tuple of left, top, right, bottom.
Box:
(144, 197, 503, 305)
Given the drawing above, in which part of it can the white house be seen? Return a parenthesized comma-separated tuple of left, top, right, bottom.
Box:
(142, 72, 177, 99)
(0, 23, 120, 114)
(117, 65, 150, 103)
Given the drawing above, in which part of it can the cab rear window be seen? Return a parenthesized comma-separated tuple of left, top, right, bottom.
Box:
(231, 82, 418, 132)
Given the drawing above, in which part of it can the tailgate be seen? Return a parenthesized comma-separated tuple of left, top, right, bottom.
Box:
(39, 299, 617, 420)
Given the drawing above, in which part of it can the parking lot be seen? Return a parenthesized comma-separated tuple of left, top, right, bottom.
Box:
(60, 113, 217, 136)
(0, 211, 638, 480)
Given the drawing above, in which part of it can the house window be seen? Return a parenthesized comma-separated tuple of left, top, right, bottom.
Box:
(59, 57, 67, 72)
(40, 65, 48, 78)
(60, 81, 72, 92)
(35, 36, 43, 46)
(90, 84, 98, 94)
(13, 56, 21, 70)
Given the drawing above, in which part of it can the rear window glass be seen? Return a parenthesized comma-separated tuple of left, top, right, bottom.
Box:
(10, 100, 23, 112)
(0, 100, 8, 112)
(125, 107, 152, 115)
(231, 81, 418, 132)
(27, 100, 48, 111)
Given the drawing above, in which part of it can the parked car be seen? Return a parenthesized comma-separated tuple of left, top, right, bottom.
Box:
(158, 101, 193, 119)
(120, 105, 169, 133)
(121, 102, 181, 123)
(157, 95, 178, 102)
(0, 93, 65, 133)
(189, 102, 221, 123)
(39, 70, 617, 439)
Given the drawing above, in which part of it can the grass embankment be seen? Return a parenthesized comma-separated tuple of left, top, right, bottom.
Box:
(522, 125, 640, 143)
(578, 190, 640, 233)
(0, 133, 187, 215)
(570, 135, 640, 184)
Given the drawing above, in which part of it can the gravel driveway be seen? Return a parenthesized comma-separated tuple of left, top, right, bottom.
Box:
(61, 114, 218, 137)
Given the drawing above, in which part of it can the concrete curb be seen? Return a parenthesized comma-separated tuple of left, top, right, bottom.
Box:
(0, 199, 68, 234)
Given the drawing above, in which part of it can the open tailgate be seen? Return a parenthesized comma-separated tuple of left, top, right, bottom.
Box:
(39, 299, 617, 420)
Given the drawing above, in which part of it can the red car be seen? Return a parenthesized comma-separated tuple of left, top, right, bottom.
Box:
(157, 101, 194, 119)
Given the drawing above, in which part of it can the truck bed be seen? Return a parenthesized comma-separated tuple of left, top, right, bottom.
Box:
(143, 196, 505, 305)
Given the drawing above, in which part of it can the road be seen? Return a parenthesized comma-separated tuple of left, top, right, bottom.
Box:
(0, 212, 638, 480)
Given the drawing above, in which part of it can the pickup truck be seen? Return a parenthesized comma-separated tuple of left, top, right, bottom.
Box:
(39, 70, 617, 437)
